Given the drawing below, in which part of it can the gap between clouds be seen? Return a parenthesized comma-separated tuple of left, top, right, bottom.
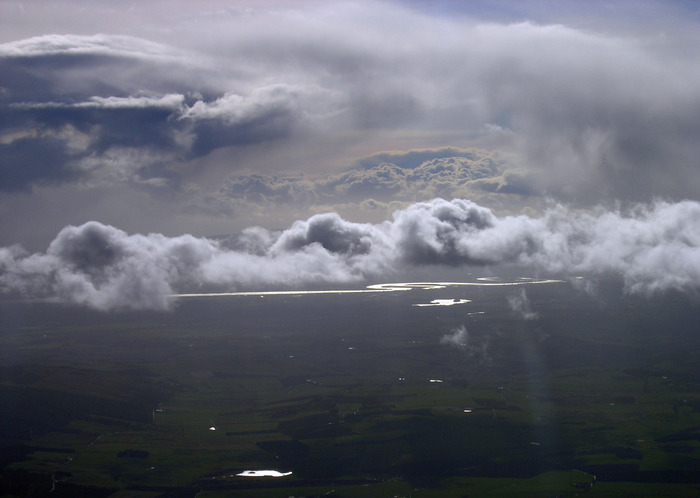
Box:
(1, 198, 699, 310)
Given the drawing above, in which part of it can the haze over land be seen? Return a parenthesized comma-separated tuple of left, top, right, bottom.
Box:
(1, 1, 700, 309)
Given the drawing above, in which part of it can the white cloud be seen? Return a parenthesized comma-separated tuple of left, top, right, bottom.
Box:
(0, 33, 180, 60)
(178, 84, 345, 132)
(2, 198, 700, 310)
(11, 93, 186, 110)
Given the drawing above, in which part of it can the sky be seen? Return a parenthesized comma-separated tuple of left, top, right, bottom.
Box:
(1, 0, 700, 309)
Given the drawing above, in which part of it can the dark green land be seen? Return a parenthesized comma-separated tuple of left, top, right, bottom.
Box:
(1, 279, 699, 496)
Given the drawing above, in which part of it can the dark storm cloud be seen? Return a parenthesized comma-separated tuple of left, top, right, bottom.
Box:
(9, 103, 184, 154)
(0, 102, 187, 190)
(2, 198, 700, 310)
(185, 105, 295, 158)
(0, 32, 342, 191)
(3, 7, 700, 205)
(0, 34, 245, 190)
(0, 35, 191, 190)
(0, 136, 79, 191)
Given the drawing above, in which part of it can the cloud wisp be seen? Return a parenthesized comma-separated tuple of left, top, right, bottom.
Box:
(439, 324, 500, 365)
(1, 198, 699, 310)
(440, 325, 469, 349)
(507, 288, 538, 320)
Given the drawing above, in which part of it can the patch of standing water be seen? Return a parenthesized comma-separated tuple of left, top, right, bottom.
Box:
(236, 470, 292, 477)
(412, 298, 470, 307)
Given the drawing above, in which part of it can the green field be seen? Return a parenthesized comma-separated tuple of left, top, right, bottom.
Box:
(1, 280, 699, 496)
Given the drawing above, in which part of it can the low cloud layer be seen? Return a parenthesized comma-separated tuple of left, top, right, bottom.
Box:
(1, 198, 699, 310)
